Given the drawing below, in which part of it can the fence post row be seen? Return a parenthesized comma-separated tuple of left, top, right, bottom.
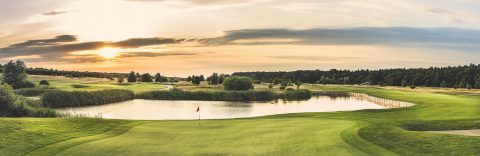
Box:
(316, 92, 414, 108)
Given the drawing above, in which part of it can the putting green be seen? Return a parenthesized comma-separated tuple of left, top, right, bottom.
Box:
(55, 119, 377, 156)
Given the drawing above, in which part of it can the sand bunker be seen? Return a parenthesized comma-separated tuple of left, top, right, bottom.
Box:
(426, 130, 480, 136)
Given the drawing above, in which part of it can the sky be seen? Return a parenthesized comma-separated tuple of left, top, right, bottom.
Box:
(1, 0, 480, 76)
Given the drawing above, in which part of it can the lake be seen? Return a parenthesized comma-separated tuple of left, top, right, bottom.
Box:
(58, 95, 400, 120)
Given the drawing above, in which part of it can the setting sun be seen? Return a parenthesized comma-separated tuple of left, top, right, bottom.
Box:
(97, 48, 119, 59)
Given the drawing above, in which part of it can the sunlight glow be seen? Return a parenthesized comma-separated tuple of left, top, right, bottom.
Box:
(97, 48, 120, 59)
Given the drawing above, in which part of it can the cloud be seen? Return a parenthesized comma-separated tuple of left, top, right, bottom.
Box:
(117, 52, 199, 58)
(57, 52, 200, 63)
(199, 27, 480, 51)
(0, 35, 185, 60)
(42, 11, 69, 16)
(112, 38, 180, 48)
(10, 35, 77, 47)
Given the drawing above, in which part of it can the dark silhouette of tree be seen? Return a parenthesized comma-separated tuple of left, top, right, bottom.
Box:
(140, 73, 153, 82)
(127, 71, 137, 83)
(223, 76, 253, 91)
(39, 80, 50, 86)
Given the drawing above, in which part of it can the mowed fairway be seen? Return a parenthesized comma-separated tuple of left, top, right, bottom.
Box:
(55, 119, 371, 156)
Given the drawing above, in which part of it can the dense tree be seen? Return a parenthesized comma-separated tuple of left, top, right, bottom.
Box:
(207, 73, 220, 85)
(1, 60, 35, 89)
(206, 73, 229, 85)
(140, 73, 153, 82)
(2, 60, 27, 85)
(127, 71, 137, 83)
(154, 73, 162, 82)
(223, 76, 254, 91)
(232, 64, 480, 89)
(154, 73, 168, 82)
(191, 75, 202, 85)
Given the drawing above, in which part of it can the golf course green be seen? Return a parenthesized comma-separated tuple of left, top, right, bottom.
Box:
(1, 85, 479, 155)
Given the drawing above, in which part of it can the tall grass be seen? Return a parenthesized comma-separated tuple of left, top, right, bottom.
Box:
(136, 89, 312, 101)
(14, 88, 58, 97)
(41, 89, 134, 108)
(0, 85, 57, 117)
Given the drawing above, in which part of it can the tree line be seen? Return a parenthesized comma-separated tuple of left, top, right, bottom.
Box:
(232, 64, 480, 89)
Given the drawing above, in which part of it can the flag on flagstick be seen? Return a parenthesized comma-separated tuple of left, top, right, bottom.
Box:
(197, 106, 200, 121)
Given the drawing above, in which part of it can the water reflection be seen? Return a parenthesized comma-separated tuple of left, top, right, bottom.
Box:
(58, 95, 388, 120)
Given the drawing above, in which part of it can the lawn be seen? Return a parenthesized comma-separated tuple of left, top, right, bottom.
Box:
(1, 83, 480, 155)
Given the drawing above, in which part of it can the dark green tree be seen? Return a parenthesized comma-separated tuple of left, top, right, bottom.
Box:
(223, 76, 254, 91)
(2, 60, 27, 85)
(154, 73, 163, 82)
(39, 80, 50, 86)
(140, 73, 153, 82)
(127, 71, 137, 82)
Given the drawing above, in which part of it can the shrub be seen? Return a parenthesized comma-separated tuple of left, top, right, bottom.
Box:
(39, 80, 50, 86)
(12, 81, 35, 89)
(223, 76, 253, 91)
(278, 89, 312, 100)
(71, 84, 90, 88)
(41, 89, 135, 108)
(410, 85, 416, 89)
(279, 85, 286, 90)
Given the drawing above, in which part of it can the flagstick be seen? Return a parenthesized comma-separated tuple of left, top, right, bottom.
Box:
(198, 107, 202, 129)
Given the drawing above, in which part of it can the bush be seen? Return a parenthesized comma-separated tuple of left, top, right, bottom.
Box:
(279, 85, 286, 90)
(71, 84, 90, 88)
(223, 76, 254, 91)
(278, 89, 312, 100)
(41, 89, 135, 108)
(39, 80, 50, 86)
(12, 81, 35, 89)
(410, 85, 416, 89)
(14, 88, 58, 97)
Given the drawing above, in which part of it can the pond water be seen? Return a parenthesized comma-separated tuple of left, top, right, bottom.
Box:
(58, 96, 389, 120)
